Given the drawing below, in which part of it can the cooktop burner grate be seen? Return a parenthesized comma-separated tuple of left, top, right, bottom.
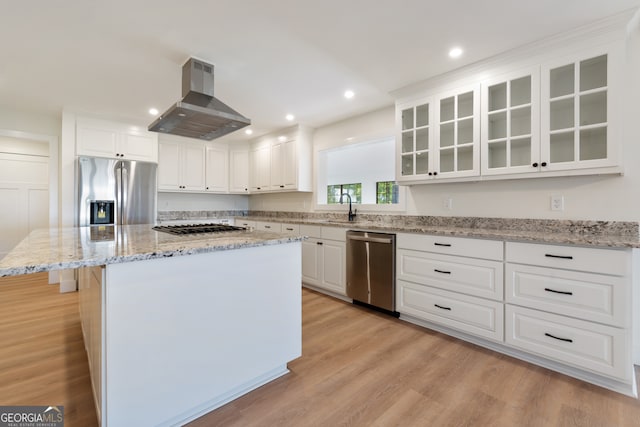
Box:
(152, 224, 246, 235)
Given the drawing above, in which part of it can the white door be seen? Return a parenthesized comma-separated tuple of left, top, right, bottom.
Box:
(0, 142, 49, 260)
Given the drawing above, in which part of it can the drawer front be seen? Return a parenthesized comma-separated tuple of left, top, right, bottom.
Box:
(397, 233, 503, 261)
(300, 224, 322, 239)
(281, 223, 301, 236)
(506, 264, 628, 327)
(255, 221, 282, 232)
(398, 249, 503, 301)
(506, 242, 629, 276)
(321, 226, 346, 242)
(236, 220, 256, 229)
(505, 305, 630, 381)
(398, 280, 504, 342)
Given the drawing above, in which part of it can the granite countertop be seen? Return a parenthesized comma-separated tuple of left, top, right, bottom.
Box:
(0, 224, 303, 277)
(239, 215, 640, 249)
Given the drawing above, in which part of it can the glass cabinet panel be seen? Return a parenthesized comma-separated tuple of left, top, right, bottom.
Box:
(402, 108, 414, 130)
(580, 92, 606, 126)
(550, 99, 574, 130)
(458, 92, 474, 118)
(416, 104, 429, 127)
(440, 149, 454, 173)
(511, 138, 531, 166)
(489, 112, 507, 140)
(440, 123, 454, 147)
(440, 97, 455, 122)
(550, 132, 574, 163)
(458, 118, 473, 144)
(580, 55, 607, 92)
(510, 76, 531, 106)
(489, 83, 507, 111)
(488, 141, 507, 169)
(550, 64, 574, 98)
(399, 101, 432, 178)
(580, 128, 607, 160)
(511, 107, 531, 136)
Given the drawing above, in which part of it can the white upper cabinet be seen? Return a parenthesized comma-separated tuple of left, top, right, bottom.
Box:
(229, 147, 249, 194)
(76, 117, 158, 162)
(481, 67, 540, 176)
(397, 99, 433, 181)
(541, 47, 620, 172)
(249, 125, 313, 193)
(434, 85, 480, 179)
(397, 85, 480, 182)
(158, 139, 206, 192)
(205, 143, 229, 193)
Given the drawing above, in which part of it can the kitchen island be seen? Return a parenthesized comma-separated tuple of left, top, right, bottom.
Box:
(0, 225, 303, 426)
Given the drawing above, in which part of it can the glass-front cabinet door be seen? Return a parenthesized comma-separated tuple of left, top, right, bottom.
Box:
(434, 84, 480, 178)
(397, 98, 434, 181)
(481, 68, 540, 175)
(541, 47, 619, 171)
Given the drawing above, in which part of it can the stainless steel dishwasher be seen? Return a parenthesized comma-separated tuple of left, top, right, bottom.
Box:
(346, 230, 397, 314)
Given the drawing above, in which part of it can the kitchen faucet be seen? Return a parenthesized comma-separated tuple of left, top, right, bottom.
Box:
(339, 193, 357, 221)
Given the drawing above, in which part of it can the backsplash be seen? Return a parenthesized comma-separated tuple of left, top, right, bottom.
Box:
(160, 210, 639, 237)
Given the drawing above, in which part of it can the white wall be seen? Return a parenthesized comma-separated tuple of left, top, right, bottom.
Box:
(0, 107, 61, 136)
(252, 12, 640, 222)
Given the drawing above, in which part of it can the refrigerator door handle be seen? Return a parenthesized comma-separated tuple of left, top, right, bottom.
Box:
(120, 163, 128, 225)
(115, 162, 122, 225)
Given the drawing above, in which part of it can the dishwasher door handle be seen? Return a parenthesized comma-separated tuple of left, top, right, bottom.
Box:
(346, 235, 393, 244)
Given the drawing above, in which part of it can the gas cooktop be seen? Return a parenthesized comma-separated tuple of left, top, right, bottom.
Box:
(152, 224, 246, 235)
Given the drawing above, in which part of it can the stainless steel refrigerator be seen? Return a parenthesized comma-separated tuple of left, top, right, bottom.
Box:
(77, 156, 157, 226)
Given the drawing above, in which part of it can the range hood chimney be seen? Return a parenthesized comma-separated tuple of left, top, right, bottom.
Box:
(148, 58, 251, 140)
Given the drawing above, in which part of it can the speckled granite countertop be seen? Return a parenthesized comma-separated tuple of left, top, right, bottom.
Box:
(237, 213, 640, 249)
(0, 224, 303, 277)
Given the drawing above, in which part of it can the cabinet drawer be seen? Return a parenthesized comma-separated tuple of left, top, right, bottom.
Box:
(236, 220, 256, 229)
(506, 264, 628, 327)
(506, 242, 629, 276)
(300, 225, 322, 239)
(505, 305, 631, 381)
(398, 249, 503, 301)
(321, 226, 346, 242)
(255, 221, 282, 232)
(397, 233, 503, 261)
(397, 280, 504, 342)
(280, 223, 300, 236)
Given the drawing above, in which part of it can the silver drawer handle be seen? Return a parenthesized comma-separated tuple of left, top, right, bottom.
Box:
(545, 254, 573, 260)
(545, 332, 573, 343)
(544, 287, 573, 296)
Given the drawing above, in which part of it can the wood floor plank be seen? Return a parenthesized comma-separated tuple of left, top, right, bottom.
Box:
(2, 275, 640, 427)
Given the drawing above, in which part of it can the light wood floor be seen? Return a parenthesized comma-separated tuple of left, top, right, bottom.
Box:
(2, 275, 640, 426)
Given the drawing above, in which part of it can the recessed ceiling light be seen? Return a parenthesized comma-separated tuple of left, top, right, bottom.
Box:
(285, 114, 295, 121)
(449, 47, 463, 58)
(149, 108, 159, 116)
(278, 136, 287, 142)
(344, 90, 355, 99)
(245, 129, 253, 135)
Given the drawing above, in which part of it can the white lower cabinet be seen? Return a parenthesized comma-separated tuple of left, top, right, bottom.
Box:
(301, 225, 346, 296)
(398, 279, 504, 341)
(396, 234, 637, 396)
(505, 305, 630, 381)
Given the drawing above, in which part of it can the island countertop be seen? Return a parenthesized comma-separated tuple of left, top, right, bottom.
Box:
(0, 224, 303, 277)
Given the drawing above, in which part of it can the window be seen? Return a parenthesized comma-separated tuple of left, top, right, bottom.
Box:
(327, 183, 362, 204)
(376, 181, 398, 204)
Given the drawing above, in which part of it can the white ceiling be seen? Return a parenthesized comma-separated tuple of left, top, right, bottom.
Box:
(1, 1, 639, 141)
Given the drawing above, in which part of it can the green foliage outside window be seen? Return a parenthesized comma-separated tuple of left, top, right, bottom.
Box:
(376, 181, 398, 204)
(327, 183, 362, 204)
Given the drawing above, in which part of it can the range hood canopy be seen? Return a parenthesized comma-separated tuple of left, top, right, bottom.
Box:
(148, 58, 251, 141)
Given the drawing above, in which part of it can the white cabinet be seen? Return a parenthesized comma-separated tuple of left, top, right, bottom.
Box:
(481, 67, 540, 175)
(435, 85, 481, 178)
(229, 147, 249, 194)
(541, 48, 620, 172)
(255, 221, 281, 232)
(158, 140, 205, 192)
(301, 225, 346, 296)
(76, 117, 158, 162)
(397, 85, 480, 182)
(505, 241, 633, 383)
(249, 125, 313, 193)
(78, 266, 105, 420)
(250, 143, 271, 192)
(205, 143, 229, 193)
(396, 233, 504, 342)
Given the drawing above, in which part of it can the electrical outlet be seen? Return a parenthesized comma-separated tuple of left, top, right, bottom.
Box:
(551, 195, 564, 211)
(443, 197, 453, 210)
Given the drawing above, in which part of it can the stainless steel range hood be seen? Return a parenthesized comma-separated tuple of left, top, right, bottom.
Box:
(148, 58, 250, 140)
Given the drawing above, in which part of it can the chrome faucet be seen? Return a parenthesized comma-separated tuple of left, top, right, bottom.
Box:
(340, 193, 357, 221)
